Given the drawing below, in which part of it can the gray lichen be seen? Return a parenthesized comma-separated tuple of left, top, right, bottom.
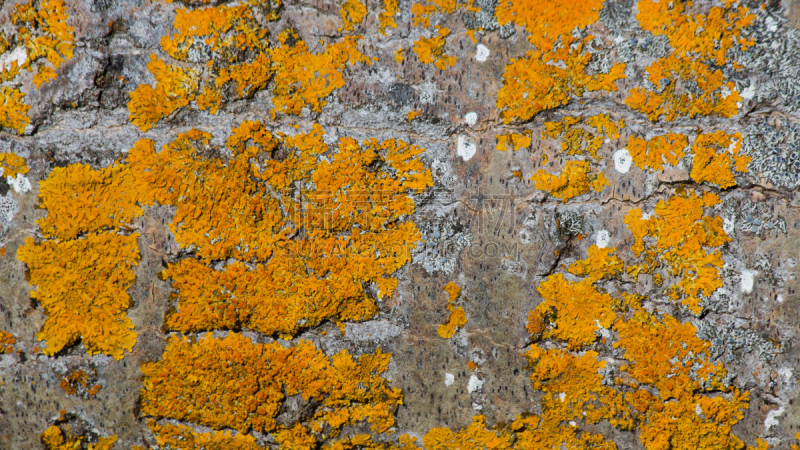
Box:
(412, 213, 472, 274)
(741, 119, 800, 190)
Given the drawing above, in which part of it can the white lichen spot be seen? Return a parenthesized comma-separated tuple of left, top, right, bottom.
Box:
(467, 374, 483, 393)
(475, 44, 490, 62)
(464, 112, 477, 126)
(613, 148, 632, 174)
(720, 84, 732, 99)
(695, 403, 703, 416)
(559, 392, 566, 402)
(741, 269, 757, 294)
(472, 402, 483, 410)
(595, 319, 611, 339)
(777, 294, 784, 303)
(741, 82, 757, 100)
(445, 373, 455, 387)
(596, 229, 610, 248)
(7, 174, 31, 194)
(457, 136, 477, 161)
(0, 47, 27, 72)
(764, 405, 785, 431)
(569, 421, 577, 427)
(723, 217, 735, 236)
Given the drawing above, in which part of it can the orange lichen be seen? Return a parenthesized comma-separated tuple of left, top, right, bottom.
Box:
(59, 368, 101, 397)
(422, 416, 513, 449)
(407, 109, 420, 121)
(140, 333, 402, 446)
(339, 0, 368, 32)
(567, 245, 623, 281)
(412, 26, 456, 70)
(497, 40, 626, 123)
(379, 0, 400, 35)
(145, 422, 263, 450)
(637, 0, 755, 66)
(0, 0, 75, 133)
(394, 48, 404, 64)
(496, 131, 532, 152)
(531, 160, 608, 202)
(437, 282, 466, 339)
(543, 114, 623, 159)
(495, 0, 605, 52)
(0, 331, 16, 354)
(0, 151, 30, 179)
(625, 55, 741, 122)
(40, 425, 117, 450)
(17, 232, 140, 359)
(689, 130, 750, 189)
(624, 190, 729, 314)
(128, 1, 365, 130)
(410, 0, 458, 28)
(122, 123, 430, 337)
(626, 133, 688, 171)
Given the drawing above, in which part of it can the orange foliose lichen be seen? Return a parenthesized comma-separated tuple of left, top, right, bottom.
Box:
(624, 190, 729, 313)
(0, 151, 30, 179)
(625, 55, 741, 122)
(140, 333, 402, 446)
(422, 415, 514, 449)
(531, 160, 608, 202)
(127, 55, 199, 131)
(496, 41, 626, 123)
(123, 122, 430, 337)
(567, 245, 623, 281)
(437, 282, 466, 339)
(41, 425, 117, 450)
(412, 26, 456, 70)
(410, 0, 458, 28)
(17, 232, 140, 359)
(59, 368, 101, 397)
(379, 0, 400, 35)
(637, 0, 755, 66)
(689, 130, 750, 189)
(495, 0, 605, 52)
(626, 132, 688, 171)
(339, 0, 368, 32)
(543, 114, 623, 159)
(496, 131, 532, 152)
(0, 0, 75, 134)
(0, 331, 16, 354)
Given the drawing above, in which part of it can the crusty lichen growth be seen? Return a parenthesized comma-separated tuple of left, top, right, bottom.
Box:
(40, 425, 117, 450)
(0, 0, 75, 133)
(689, 130, 750, 189)
(17, 163, 142, 359)
(437, 281, 466, 339)
(59, 368, 101, 397)
(626, 133, 688, 171)
(543, 114, 624, 159)
(413, 26, 456, 70)
(128, 0, 367, 131)
(140, 333, 402, 448)
(531, 160, 609, 202)
(339, 0, 368, 32)
(0, 330, 16, 354)
(0, 152, 30, 179)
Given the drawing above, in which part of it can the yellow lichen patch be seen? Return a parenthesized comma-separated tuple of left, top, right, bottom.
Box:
(41, 425, 117, 450)
(637, 0, 755, 66)
(140, 334, 402, 444)
(394, 48, 404, 63)
(531, 160, 608, 202)
(0, 0, 75, 133)
(0, 86, 32, 134)
(146, 422, 263, 450)
(496, 41, 626, 123)
(0, 330, 16, 354)
(626, 133, 688, 171)
(422, 416, 514, 449)
(625, 55, 741, 122)
(127, 55, 200, 131)
(528, 274, 616, 348)
(34, 163, 142, 241)
(412, 26, 456, 70)
(496, 131, 532, 152)
(543, 114, 623, 159)
(340, 0, 368, 32)
(407, 109, 420, 121)
(567, 245, 623, 281)
(59, 368, 101, 397)
(624, 190, 729, 314)
(17, 232, 140, 359)
(437, 282, 466, 339)
(129, 1, 365, 129)
(124, 123, 430, 337)
(495, 0, 605, 52)
(689, 130, 750, 189)
(410, 0, 458, 28)
(379, 0, 400, 35)
(0, 152, 30, 179)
